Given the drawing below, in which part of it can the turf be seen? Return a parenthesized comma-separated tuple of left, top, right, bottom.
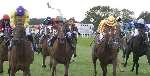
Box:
(1, 37, 150, 76)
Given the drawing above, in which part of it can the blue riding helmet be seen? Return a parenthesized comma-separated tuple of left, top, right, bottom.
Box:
(47, 17, 51, 21)
(43, 17, 52, 25)
(16, 6, 25, 16)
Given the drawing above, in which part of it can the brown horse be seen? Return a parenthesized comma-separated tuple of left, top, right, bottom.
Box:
(39, 34, 50, 68)
(49, 25, 74, 76)
(0, 36, 9, 73)
(92, 25, 120, 76)
(8, 25, 34, 76)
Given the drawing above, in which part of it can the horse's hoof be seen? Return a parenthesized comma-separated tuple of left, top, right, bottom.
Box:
(64, 74, 68, 76)
(42, 65, 46, 68)
(74, 54, 77, 58)
(0, 70, 3, 73)
(130, 69, 134, 72)
(123, 64, 127, 67)
(136, 73, 138, 75)
(120, 69, 125, 72)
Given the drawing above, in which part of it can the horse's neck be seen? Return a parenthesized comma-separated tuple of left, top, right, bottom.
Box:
(14, 26, 26, 39)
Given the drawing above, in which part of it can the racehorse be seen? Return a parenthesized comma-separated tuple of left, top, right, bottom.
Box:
(92, 25, 120, 76)
(0, 26, 12, 73)
(0, 35, 9, 73)
(49, 24, 74, 76)
(124, 29, 150, 75)
(39, 34, 51, 68)
(8, 25, 34, 76)
(39, 25, 53, 68)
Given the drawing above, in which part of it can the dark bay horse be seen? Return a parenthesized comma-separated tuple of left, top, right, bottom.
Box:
(8, 25, 34, 76)
(124, 29, 150, 75)
(50, 25, 74, 76)
(0, 35, 9, 73)
(92, 25, 120, 76)
(0, 27, 12, 73)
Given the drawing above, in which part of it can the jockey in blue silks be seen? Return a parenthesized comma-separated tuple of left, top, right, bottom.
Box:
(132, 18, 147, 36)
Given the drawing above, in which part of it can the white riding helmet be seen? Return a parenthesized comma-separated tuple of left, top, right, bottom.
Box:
(137, 18, 145, 24)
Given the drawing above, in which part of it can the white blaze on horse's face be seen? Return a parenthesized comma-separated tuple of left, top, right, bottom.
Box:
(58, 26, 65, 44)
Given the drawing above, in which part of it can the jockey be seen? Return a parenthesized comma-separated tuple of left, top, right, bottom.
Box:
(65, 17, 78, 57)
(10, 6, 36, 51)
(97, 15, 118, 43)
(0, 14, 12, 39)
(49, 16, 64, 47)
(132, 18, 146, 37)
(40, 17, 52, 45)
(43, 17, 52, 25)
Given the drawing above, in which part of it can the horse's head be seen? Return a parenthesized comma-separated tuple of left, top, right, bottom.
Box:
(57, 25, 66, 44)
(13, 25, 26, 38)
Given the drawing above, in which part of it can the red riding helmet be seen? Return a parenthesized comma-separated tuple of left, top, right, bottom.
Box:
(3, 14, 10, 20)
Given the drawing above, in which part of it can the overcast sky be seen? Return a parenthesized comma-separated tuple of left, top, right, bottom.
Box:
(0, 0, 149, 21)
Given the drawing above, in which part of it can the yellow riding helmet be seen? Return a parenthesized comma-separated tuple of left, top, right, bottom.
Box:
(107, 16, 116, 26)
(99, 20, 106, 25)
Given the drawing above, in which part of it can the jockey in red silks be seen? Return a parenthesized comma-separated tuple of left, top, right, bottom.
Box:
(0, 14, 12, 40)
(48, 16, 64, 47)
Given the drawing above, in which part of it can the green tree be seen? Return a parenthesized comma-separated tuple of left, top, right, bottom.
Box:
(121, 9, 134, 22)
(138, 11, 150, 24)
(82, 6, 134, 30)
(82, 6, 112, 29)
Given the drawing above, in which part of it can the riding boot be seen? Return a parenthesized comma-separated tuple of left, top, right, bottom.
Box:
(67, 37, 76, 58)
(8, 40, 13, 51)
(32, 43, 37, 52)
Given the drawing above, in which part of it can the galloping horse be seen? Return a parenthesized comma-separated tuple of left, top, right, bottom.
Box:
(92, 25, 120, 76)
(0, 35, 9, 73)
(8, 25, 34, 76)
(124, 29, 150, 75)
(40, 34, 50, 68)
(0, 26, 12, 73)
(50, 24, 74, 76)
(39, 26, 53, 68)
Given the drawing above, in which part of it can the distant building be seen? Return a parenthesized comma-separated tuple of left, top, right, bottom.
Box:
(75, 23, 94, 38)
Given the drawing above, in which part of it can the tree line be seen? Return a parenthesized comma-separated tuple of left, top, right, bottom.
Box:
(81, 5, 150, 29)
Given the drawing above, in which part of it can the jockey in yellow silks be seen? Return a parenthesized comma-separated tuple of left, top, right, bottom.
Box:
(10, 6, 29, 29)
(96, 16, 118, 42)
(10, 6, 36, 52)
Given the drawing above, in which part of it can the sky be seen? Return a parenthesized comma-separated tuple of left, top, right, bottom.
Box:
(0, 0, 150, 21)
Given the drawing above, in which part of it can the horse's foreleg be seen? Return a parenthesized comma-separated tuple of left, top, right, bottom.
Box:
(135, 58, 139, 75)
(100, 63, 107, 76)
(113, 58, 117, 76)
(23, 68, 31, 76)
(10, 68, 16, 76)
(42, 55, 46, 68)
(49, 57, 53, 71)
(131, 54, 137, 72)
(0, 61, 3, 73)
(122, 47, 126, 60)
(64, 63, 69, 76)
(52, 65, 56, 76)
(92, 46, 97, 76)
(124, 49, 131, 67)
(92, 57, 97, 76)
